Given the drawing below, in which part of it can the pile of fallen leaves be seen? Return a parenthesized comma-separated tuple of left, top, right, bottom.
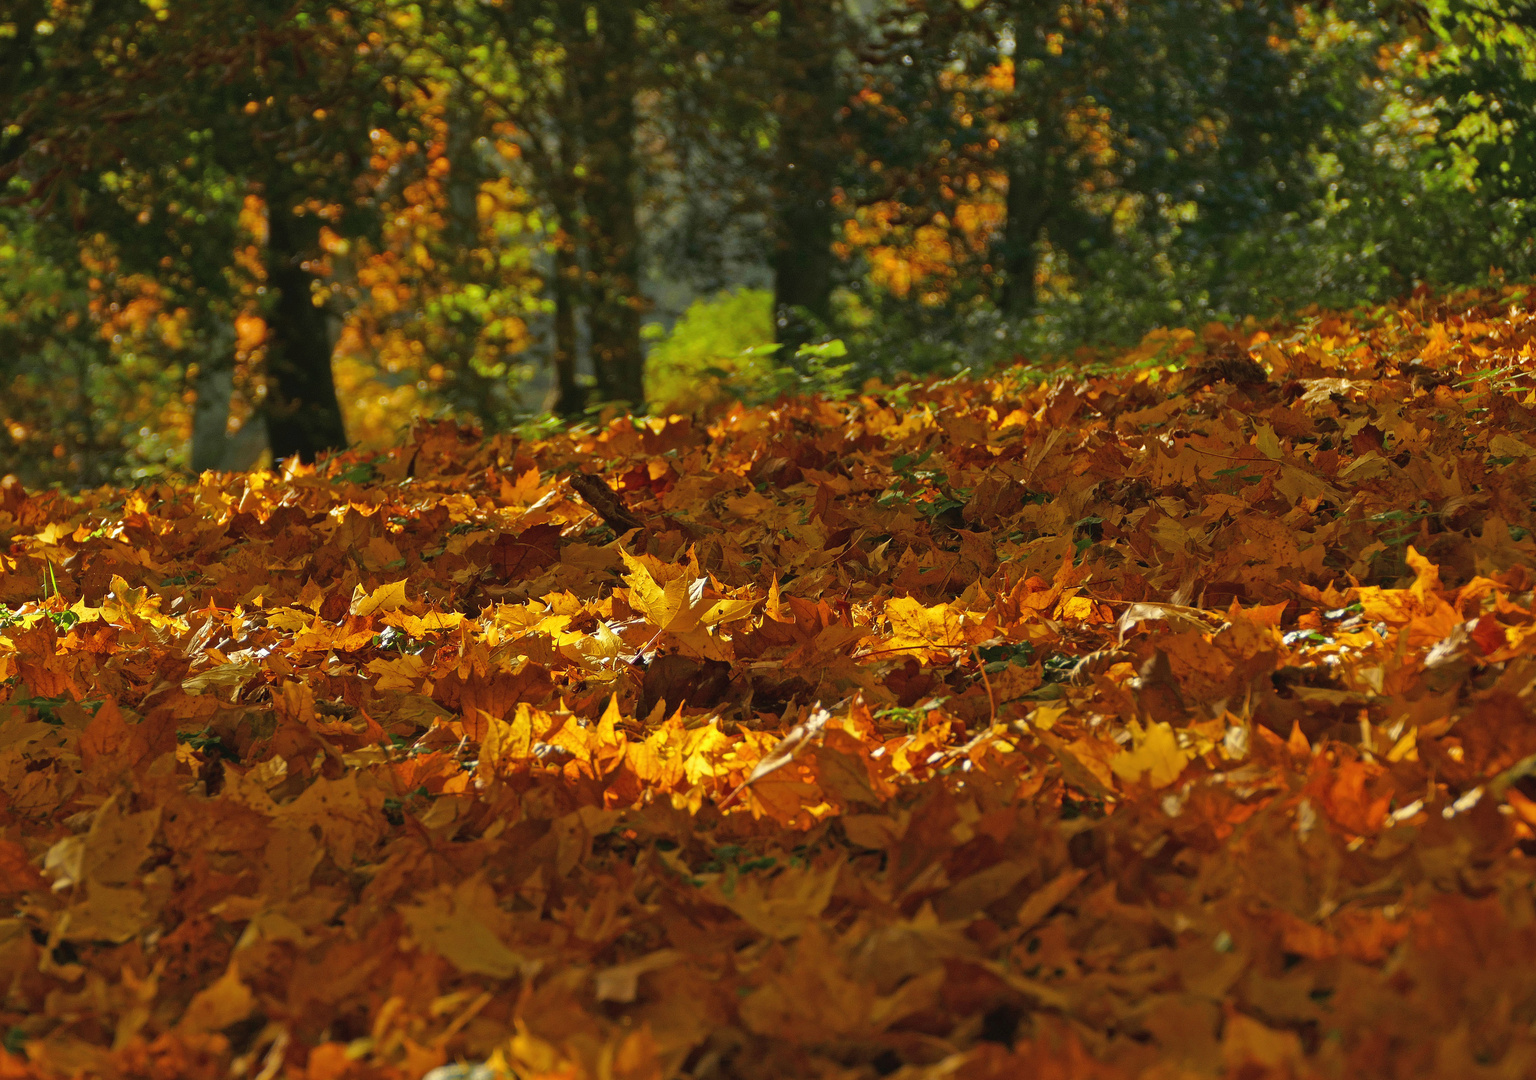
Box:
(4, 285, 1536, 1079)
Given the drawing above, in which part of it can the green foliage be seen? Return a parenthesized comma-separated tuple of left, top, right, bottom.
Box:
(645, 289, 856, 414)
(0, 213, 189, 485)
(644, 290, 775, 411)
(837, 4, 1536, 384)
(1426, 1, 1536, 201)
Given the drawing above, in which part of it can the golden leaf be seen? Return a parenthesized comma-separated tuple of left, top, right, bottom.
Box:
(1110, 721, 1190, 789)
(400, 876, 527, 979)
(179, 963, 256, 1033)
(349, 578, 411, 617)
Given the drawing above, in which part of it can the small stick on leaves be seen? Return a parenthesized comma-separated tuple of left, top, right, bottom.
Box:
(570, 472, 646, 538)
(973, 645, 998, 728)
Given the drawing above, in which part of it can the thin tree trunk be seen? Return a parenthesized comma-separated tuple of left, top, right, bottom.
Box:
(263, 202, 347, 464)
(72, 341, 103, 486)
(551, 225, 585, 417)
(222, 415, 269, 471)
(773, 0, 840, 359)
(547, 98, 588, 419)
(444, 91, 483, 254)
(578, 1, 645, 409)
(440, 93, 513, 427)
(190, 317, 242, 472)
(191, 362, 235, 473)
(1000, 158, 1049, 319)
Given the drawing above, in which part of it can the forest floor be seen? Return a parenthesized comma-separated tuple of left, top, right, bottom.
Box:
(2, 285, 1536, 1079)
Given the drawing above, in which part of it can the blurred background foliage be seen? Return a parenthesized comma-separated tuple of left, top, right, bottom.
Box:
(1, 0, 1534, 485)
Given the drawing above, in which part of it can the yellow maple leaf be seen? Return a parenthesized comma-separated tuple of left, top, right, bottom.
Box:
(349, 578, 411, 617)
(264, 607, 314, 633)
(364, 653, 428, 691)
(383, 610, 465, 636)
(275, 774, 383, 867)
(479, 703, 541, 774)
(400, 876, 527, 979)
(180, 660, 260, 700)
(1405, 544, 1441, 604)
(621, 550, 701, 631)
(1110, 721, 1190, 789)
(180, 963, 256, 1033)
(711, 855, 845, 939)
(620, 550, 754, 635)
(882, 596, 986, 661)
(44, 794, 160, 888)
(500, 466, 547, 505)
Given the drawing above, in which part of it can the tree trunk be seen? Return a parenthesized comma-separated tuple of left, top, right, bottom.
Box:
(547, 107, 588, 418)
(440, 93, 516, 428)
(190, 318, 239, 472)
(578, 2, 645, 409)
(223, 415, 269, 471)
(191, 365, 235, 474)
(444, 91, 483, 254)
(1000, 157, 1049, 319)
(264, 202, 348, 463)
(263, 203, 347, 464)
(773, 0, 840, 359)
(551, 227, 585, 417)
(190, 317, 268, 471)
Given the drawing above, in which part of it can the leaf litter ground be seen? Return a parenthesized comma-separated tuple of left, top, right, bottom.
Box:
(4, 287, 1536, 1078)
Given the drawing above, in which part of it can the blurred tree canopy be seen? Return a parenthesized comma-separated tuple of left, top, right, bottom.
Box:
(1, 0, 1533, 483)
